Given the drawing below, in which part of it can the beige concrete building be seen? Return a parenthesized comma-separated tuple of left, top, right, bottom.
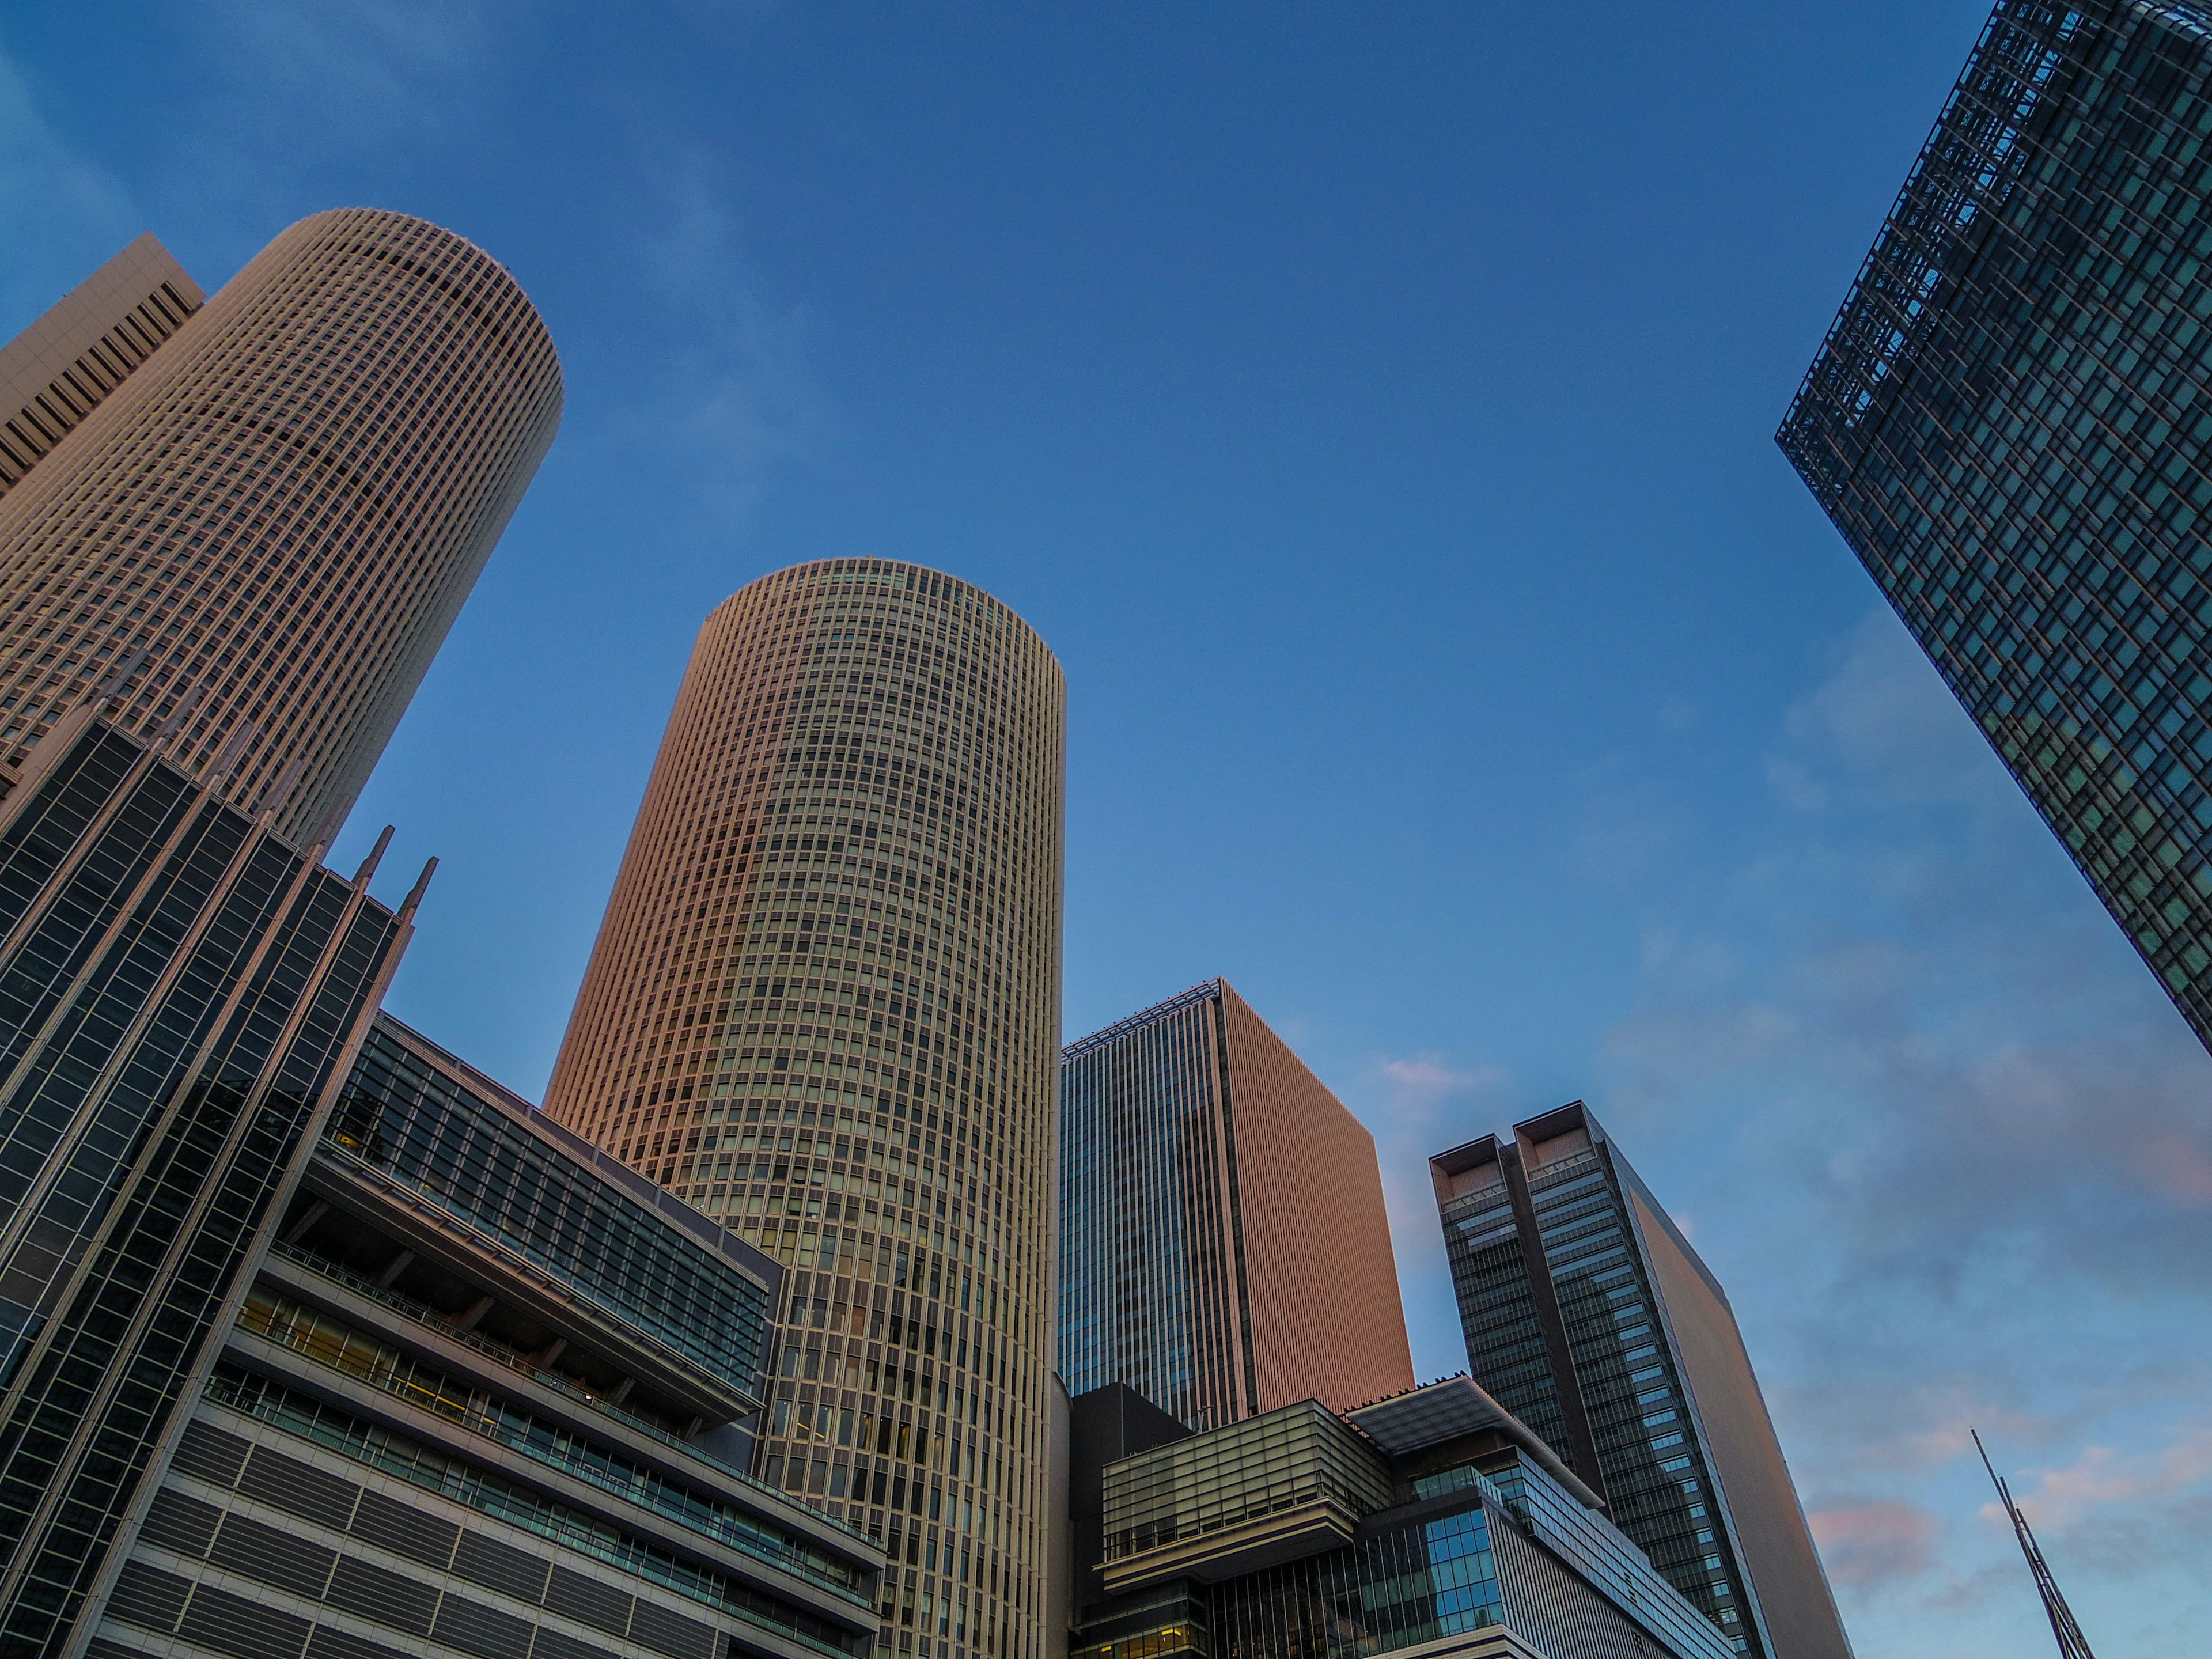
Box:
(0, 209, 562, 844)
(0, 232, 205, 499)
(546, 559, 1067, 1659)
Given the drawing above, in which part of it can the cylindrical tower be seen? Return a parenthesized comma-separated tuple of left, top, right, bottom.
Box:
(547, 559, 1066, 1659)
(0, 208, 562, 844)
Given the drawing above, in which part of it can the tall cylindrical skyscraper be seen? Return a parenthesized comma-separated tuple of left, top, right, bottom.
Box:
(547, 559, 1066, 1659)
(0, 208, 562, 844)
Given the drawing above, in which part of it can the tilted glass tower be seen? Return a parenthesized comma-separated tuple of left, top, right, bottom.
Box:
(545, 559, 1067, 1659)
(1779, 0, 2212, 1051)
(0, 209, 563, 844)
(0, 213, 560, 1654)
(1058, 978, 1413, 1434)
(1431, 1105, 1851, 1659)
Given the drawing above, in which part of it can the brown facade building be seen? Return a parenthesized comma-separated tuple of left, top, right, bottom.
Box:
(544, 559, 1067, 1659)
(0, 209, 563, 844)
(1059, 978, 1414, 1433)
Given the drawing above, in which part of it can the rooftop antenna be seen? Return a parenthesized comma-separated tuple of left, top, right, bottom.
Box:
(1972, 1429, 2097, 1659)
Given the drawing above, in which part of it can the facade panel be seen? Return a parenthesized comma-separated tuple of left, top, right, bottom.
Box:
(1778, 0, 2212, 1048)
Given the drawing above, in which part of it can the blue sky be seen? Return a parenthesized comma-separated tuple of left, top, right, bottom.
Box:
(6, 4, 2210, 1653)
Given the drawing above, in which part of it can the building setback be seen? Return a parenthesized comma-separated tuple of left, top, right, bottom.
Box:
(1431, 1105, 1850, 1659)
(1059, 979, 1412, 1433)
(544, 559, 1068, 1659)
(0, 210, 562, 844)
(90, 1010, 884, 1659)
(1779, 0, 2212, 1051)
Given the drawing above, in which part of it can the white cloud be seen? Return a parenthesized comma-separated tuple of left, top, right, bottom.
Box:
(2001, 1419, 2212, 1531)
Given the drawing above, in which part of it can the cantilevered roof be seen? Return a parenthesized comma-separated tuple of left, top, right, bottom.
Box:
(1347, 1376, 1605, 1512)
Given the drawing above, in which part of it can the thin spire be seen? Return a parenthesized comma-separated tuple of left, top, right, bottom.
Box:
(1972, 1430, 2097, 1659)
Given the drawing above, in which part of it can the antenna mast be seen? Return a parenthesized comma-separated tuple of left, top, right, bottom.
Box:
(1972, 1430, 2097, 1659)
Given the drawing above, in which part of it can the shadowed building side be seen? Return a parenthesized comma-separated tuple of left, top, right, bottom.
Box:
(0, 209, 563, 845)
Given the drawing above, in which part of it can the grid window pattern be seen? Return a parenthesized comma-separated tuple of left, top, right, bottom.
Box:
(0, 714, 404, 1656)
(120, 1392, 867, 1659)
(1207, 1505, 1501, 1659)
(1522, 1152, 1752, 1649)
(1779, 0, 2212, 1048)
(0, 233, 204, 498)
(0, 209, 561, 844)
(1439, 1154, 1756, 1657)
(331, 1017, 774, 1404)
(541, 559, 1067, 1659)
(1060, 982, 1249, 1432)
(235, 1283, 869, 1601)
(1101, 1400, 1392, 1561)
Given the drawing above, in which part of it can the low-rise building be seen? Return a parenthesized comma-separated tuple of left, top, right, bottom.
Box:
(1069, 1377, 1737, 1659)
(90, 1013, 885, 1659)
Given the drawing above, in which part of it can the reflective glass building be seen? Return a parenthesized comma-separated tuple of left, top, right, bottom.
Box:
(1066, 1377, 1736, 1659)
(1059, 980, 1411, 1433)
(1430, 1107, 1850, 1659)
(0, 709, 416, 1653)
(1779, 0, 2212, 1050)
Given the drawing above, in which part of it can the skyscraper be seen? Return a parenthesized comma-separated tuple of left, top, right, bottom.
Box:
(1058, 978, 1412, 1433)
(0, 212, 561, 1654)
(0, 233, 204, 499)
(1431, 1104, 1850, 1659)
(544, 559, 1067, 1659)
(0, 209, 563, 845)
(1778, 0, 2212, 1050)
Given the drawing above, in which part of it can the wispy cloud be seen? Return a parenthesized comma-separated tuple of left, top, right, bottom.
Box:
(600, 150, 826, 523)
(0, 39, 137, 317)
(1580, 607, 2212, 1648)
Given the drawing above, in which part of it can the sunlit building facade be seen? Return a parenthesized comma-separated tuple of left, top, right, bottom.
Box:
(1059, 979, 1412, 1433)
(0, 209, 563, 844)
(545, 560, 1068, 1659)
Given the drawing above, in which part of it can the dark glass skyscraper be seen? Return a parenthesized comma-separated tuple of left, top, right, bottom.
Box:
(0, 707, 415, 1652)
(1431, 1105, 1850, 1659)
(1779, 0, 2212, 1049)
